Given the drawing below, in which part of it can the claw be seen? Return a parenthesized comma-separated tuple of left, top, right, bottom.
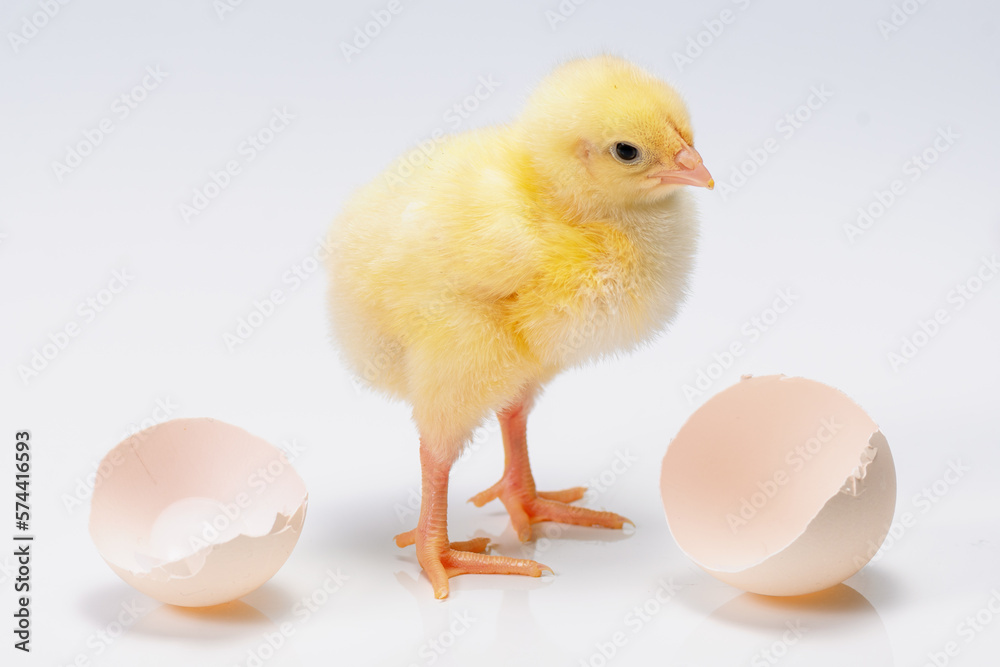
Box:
(471, 397, 633, 542)
(399, 442, 554, 599)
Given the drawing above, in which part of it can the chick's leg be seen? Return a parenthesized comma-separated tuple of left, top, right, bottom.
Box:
(394, 440, 551, 599)
(469, 401, 631, 542)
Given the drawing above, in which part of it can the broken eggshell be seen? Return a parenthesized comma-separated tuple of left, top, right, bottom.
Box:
(661, 375, 896, 596)
(89, 418, 307, 607)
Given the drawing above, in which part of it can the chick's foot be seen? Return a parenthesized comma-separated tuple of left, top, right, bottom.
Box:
(394, 529, 490, 554)
(468, 398, 632, 543)
(469, 477, 630, 542)
(407, 536, 551, 600)
(397, 442, 552, 599)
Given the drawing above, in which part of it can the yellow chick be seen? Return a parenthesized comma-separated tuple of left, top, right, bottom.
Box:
(326, 55, 713, 599)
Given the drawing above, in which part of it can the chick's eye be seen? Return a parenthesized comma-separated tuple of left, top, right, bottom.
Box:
(613, 142, 641, 164)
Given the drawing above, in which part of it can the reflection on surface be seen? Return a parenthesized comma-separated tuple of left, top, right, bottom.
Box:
(673, 584, 894, 667)
(131, 600, 275, 639)
(98, 598, 304, 666)
(393, 567, 566, 666)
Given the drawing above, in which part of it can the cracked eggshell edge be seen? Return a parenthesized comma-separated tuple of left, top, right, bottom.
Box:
(703, 431, 896, 596)
(105, 501, 308, 607)
(88, 418, 309, 607)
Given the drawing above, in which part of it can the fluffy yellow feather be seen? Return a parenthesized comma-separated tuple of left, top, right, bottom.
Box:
(326, 55, 713, 597)
(328, 55, 709, 452)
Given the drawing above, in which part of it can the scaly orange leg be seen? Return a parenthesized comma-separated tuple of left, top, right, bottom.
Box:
(394, 440, 551, 599)
(469, 400, 632, 542)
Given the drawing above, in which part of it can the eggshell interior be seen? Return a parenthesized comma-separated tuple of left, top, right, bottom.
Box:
(89, 418, 308, 607)
(661, 375, 896, 596)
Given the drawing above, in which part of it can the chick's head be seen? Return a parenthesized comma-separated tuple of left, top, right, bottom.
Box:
(519, 55, 713, 215)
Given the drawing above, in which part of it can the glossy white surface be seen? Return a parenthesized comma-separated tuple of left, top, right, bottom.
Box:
(2, 0, 998, 665)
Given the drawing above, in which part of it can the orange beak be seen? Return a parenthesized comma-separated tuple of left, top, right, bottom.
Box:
(649, 146, 714, 190)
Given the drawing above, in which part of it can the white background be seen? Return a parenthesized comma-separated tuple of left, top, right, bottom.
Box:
(2, 0, 999, 665)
